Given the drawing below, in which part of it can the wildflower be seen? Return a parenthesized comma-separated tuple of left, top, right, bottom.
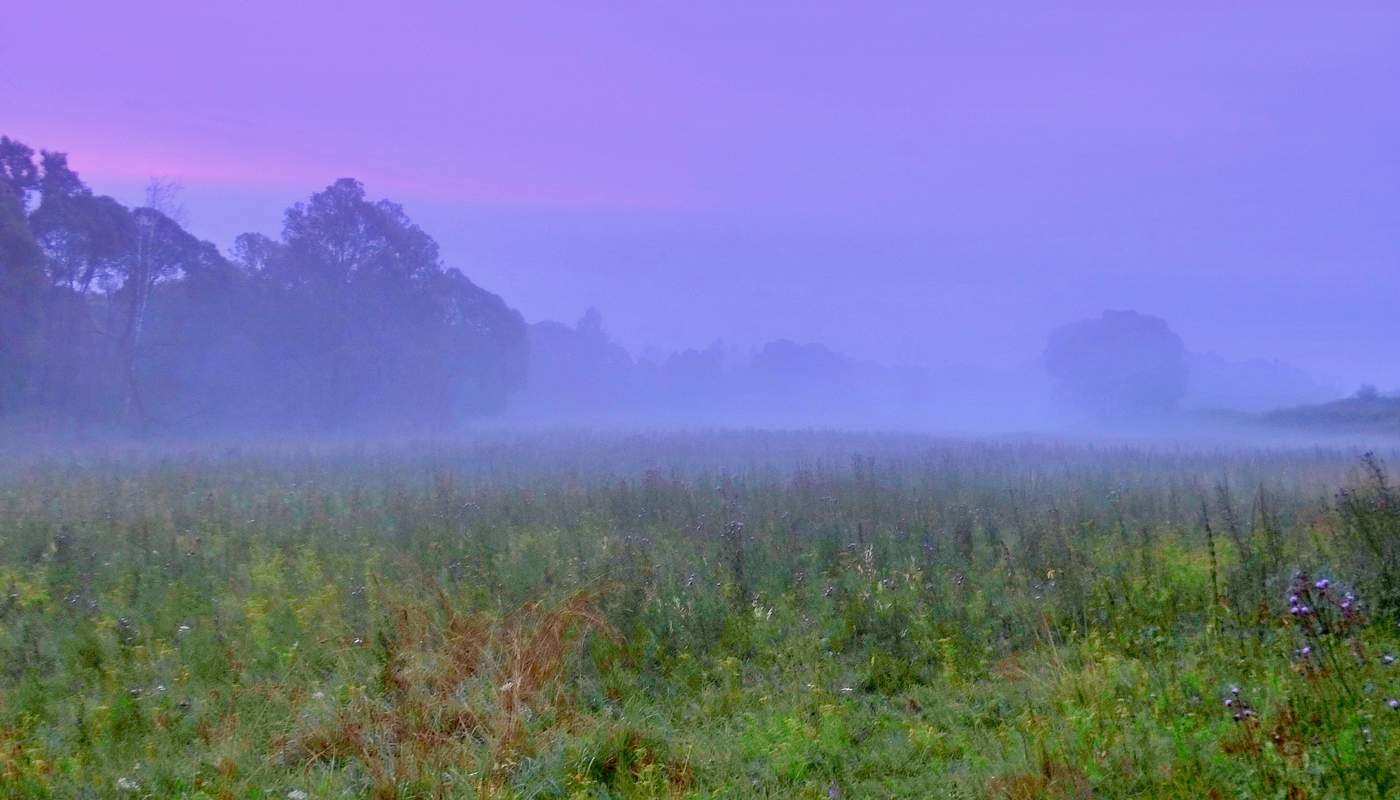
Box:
(117, 777, 141, 792)
(1315, 578, 1330, 591)
(177, 624, 192, 634)
(828, 784, 841, 799)
(1388, 699, 1399, 711)
(1383, 654, 1395, 666)
(288, 791, 309, 800)
(1299, 646, 1312, 657)
(1289, 595, 1300, 607)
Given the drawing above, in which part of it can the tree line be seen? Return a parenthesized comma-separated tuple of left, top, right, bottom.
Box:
(0, 136, 527, 433)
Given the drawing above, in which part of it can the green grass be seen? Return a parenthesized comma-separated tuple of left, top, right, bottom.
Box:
(1, 433, 1398, 798)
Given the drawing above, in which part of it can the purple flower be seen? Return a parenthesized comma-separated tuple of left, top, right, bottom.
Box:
(1315, 579, 1330, 591)
(1300, 646, 1312, 657)
(1383, 654, 1396, 666)
(1387, 698, 1399, 711)
(1289, 594, 1300, 607)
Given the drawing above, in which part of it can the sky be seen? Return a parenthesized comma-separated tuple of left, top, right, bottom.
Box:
(6, 1, 1399, 390)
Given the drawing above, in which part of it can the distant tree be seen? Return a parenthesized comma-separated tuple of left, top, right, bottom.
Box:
(1044, 310, 1187, 418)
(230, 232, 283, 275)
(752, 339, 852, 380)
(1354, 384, 1381, 401)
(514, 308, 633, 420)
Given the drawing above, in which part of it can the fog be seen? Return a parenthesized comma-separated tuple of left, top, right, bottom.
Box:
(4, 2, 1399, 441)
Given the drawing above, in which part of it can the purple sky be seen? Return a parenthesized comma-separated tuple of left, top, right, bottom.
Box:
(8, 2, 1399, 389)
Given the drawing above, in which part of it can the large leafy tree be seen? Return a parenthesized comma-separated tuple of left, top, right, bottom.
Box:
(24, 151, 138, 419)
(0, 137, 45, 412)
(250, 178, 527, 428)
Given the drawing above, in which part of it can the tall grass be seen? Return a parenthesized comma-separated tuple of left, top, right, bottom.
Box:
(0, 433, 1397, 798)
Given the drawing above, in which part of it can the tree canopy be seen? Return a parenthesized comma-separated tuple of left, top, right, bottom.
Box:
(1044, 309, 1187, 419)
(0, 136, 526, 433)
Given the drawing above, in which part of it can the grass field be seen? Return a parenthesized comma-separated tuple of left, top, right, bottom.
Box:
(2, 433, 1399, 798)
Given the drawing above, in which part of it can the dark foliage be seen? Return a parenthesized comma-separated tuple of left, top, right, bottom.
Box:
(0, 137, 526, 433)
(1044, 309, 1187, 419)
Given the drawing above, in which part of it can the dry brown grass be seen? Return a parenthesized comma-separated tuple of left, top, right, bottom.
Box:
(987, 758, 1093, 800)
(274, 587, 615, 798)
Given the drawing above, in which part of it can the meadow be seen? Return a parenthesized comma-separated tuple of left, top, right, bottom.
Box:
(1, 432, 1398, 799)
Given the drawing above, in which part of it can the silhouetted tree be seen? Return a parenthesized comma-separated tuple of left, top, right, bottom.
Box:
(252, 178, 526, 428)
(0, 138, 528, 433)
(515, 308, 633, 418)
(26, 152, 138, 420)
(1044, 310, 1187, 419)
(0, 137, 45, 413)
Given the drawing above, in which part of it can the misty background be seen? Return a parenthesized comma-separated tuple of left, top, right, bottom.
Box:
(4, 2, 1399, 434)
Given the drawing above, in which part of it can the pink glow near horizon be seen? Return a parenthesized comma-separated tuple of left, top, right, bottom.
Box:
(7, 1, 1400, 388)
